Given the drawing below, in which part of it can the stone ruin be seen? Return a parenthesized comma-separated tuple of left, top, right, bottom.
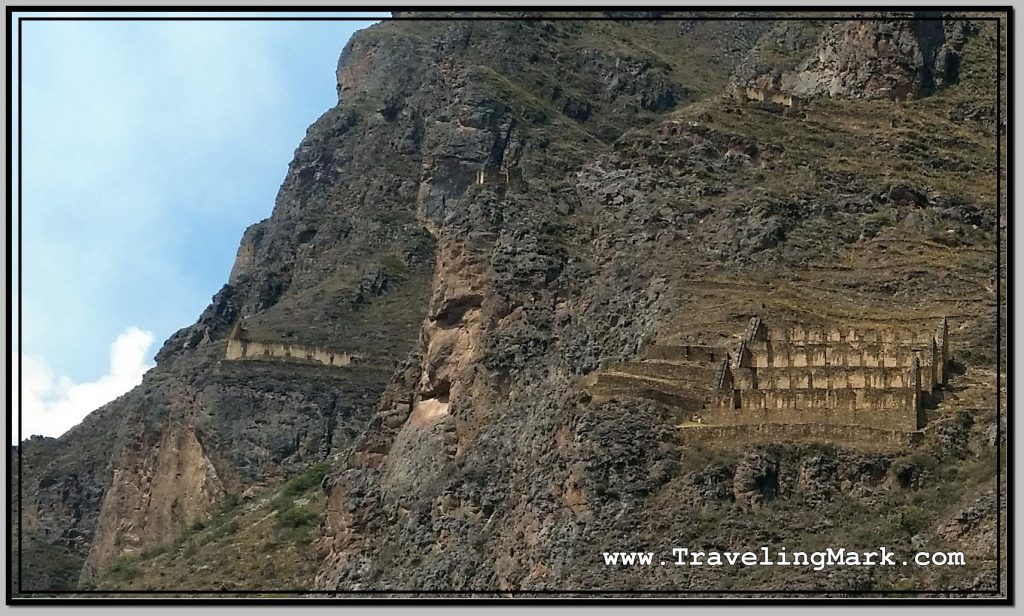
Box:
(584, 317, 950, 449)
(740, 86, 798, 108)
(474, 165, 524, 188)
(223, 321, 358, 368)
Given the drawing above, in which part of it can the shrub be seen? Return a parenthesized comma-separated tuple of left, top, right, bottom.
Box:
(282, 463, 329, 498)
(109, 556, 140, 581)
(219, 493, 240, 515)
(882, 505, 929, 539)
(278, 506, 317, 529)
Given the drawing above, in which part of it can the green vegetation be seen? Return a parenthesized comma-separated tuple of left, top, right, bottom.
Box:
(881, 505, 930, 539)
(863, 210, 897, 227)
(270, 463, 329, 542)
(108, 556, 140, 581)
(278, 506, 318, 534)
(92, 462, 332, 592)
(219, 493, 240, 514)
(281, 463, 328, 498)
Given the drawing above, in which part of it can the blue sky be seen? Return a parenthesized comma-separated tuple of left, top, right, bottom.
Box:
(13, 12, 386, 440)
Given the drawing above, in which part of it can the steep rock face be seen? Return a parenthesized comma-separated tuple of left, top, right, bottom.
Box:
(313, 13, 1004, 594)
(787, 16, 958, 100)
(14, 397, 134, 591)
(72, 91, 438, 572)
(733, 13, 972, 101)
(83, 403, 226, 577)
(16, 20, 439, 584)
(312, 16, 752, 589)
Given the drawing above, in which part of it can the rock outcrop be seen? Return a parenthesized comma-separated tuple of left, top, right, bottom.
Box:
(733, 13, 974, 101)
(787, 16, 961, 100)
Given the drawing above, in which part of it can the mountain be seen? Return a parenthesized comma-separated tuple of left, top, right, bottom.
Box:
(12, 10, 1007, 597)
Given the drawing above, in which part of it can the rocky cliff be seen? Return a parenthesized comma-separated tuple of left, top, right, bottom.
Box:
(733, 13, 972, 100)
(13, 11, 1007, 597)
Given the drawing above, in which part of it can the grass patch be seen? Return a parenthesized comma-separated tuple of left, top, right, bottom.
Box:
(379, 253, 409, 277)
(279, 506, 317, 530)
(863, 210, 897, 227)
(108, 556, 140, 581)
(264, 462, 332, 543)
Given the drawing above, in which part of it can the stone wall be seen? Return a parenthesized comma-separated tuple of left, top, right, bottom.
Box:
(730, 365, 924, 391)
(646, 344, 726, 363)
(678, 422, 921, 451)
(765, 324, 940, 345)
(584, 315, 949, 448)
(706, 387, 921, 433)
(701, 317, 950, 436)
(224, 324, 357, 368)
(474, 166, 524, 187)
(741, 86, 798, 108)
(582, 345, 725, 410)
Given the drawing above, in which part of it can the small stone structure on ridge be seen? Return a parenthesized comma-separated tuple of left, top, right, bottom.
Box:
(474, 165, 524, 189)
(740, 86, 798, 108)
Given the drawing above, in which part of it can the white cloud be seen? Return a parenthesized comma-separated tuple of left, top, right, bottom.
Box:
(18, 20, 310, 386)
(12, 19, 380, 444)
(15, 326, 155, 442)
